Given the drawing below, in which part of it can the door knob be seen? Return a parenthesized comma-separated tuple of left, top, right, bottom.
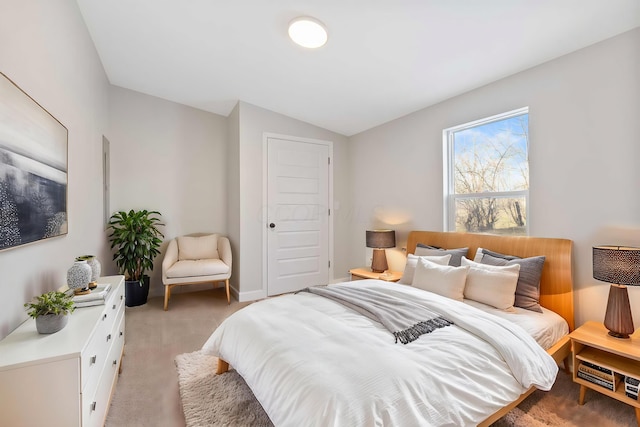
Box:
(269, 223, 275, 228)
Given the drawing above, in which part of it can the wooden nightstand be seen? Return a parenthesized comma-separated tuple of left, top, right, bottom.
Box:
(569, 321, 640, 424)
(349, 268, 402, 282)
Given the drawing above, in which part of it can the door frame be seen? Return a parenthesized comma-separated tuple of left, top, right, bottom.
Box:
(262, 132, 334, 295)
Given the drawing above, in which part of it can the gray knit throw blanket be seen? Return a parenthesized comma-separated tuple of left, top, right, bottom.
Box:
(300, 284, 453, 344)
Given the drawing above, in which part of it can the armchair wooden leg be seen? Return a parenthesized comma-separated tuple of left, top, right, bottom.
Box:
(164, 286, 171, 311)
(225, 279, 230, 304)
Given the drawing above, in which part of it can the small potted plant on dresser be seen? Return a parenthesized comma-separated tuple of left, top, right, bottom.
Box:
(24, 291, 75, 334)
(107, 209, 164, 307)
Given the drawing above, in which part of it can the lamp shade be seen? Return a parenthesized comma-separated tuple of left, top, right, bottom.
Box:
(366, 230, 396, 249)
(593, 246, 640, 285)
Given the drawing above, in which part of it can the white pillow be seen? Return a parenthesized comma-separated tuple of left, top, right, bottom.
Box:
(412, 258, 469, 301)
(398, 254, 452, 285)
(177, 234, 219, 261)
(461, 257, 520, 311)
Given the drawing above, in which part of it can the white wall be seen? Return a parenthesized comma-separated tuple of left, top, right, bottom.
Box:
(235, 102, 350, 299)
(107, 86, 228, 297)
(348, 28, 640, 329)
(0, 0, 109, 339)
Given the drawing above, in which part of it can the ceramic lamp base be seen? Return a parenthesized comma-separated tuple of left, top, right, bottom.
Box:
(604, 284, 635, 339)
(371, 248, 388, 273)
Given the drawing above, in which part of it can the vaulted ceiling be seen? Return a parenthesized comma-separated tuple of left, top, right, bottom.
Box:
(76, 0, 640, 136)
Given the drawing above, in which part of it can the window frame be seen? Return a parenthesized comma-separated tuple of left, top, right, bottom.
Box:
(442, 107, 530, 235)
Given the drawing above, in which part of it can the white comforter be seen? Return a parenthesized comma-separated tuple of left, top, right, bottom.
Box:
(202, 280, 559, 427)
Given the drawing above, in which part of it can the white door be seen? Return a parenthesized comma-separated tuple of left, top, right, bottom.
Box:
(267, 136, 330, 296)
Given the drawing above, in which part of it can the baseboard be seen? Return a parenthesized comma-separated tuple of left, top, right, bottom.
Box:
(331, 276, 349, 284)
(237, 289, 267, 302)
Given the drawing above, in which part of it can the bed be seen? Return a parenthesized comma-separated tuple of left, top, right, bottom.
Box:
(204, 231, 574, 426)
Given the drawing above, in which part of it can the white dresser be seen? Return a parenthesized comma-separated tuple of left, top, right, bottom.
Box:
(0, 275, 125, 427)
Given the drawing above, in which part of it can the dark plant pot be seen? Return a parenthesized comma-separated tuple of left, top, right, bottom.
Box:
(36, 313, 68, 334)
(125, 276, 150, 307)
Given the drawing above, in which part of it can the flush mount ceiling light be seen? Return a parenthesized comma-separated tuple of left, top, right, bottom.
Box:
(288, 16, 328, 48)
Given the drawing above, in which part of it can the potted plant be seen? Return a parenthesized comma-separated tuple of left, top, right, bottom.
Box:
(107, 209, 164, 307)
(24, 291, 75, 334)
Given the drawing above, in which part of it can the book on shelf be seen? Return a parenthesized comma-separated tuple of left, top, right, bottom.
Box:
(625, 376, 640, 387)
(577, 370, 614, 391)
(626, 376, 639, 400)
(72, 284, 112, 306)
(580, 360, 613, 376)
(577, 362, 615, 382)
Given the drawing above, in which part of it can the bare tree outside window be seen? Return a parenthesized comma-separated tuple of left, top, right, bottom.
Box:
(444, 109, 529, 235)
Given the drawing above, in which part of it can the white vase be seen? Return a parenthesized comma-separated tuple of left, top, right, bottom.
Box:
(76, 255, 101, 286)
(67, 260, 92, 293)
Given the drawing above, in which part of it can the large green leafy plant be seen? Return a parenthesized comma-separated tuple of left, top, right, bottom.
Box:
(24, 291, 75, 318)
(107, 210, 164, 281)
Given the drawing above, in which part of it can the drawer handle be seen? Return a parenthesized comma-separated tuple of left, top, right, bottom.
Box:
(102, 313, 107, 321)
(107, 333, 112, 342)
(120, 295, 123, 300)
(119, 331, 123, 337)
(112, 304, 116, 310)
(91, 401, 97, 412)
(90, 355, 97, 365)
(113, 360, 118, 367)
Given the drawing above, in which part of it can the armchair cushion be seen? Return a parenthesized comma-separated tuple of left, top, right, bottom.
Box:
(177, 234, 219, 261)
(166, 259, 230, 279)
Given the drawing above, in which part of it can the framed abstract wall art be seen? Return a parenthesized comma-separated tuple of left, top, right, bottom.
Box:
(0, 72, 68, 250)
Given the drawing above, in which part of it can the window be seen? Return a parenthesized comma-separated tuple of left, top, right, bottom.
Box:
(444, 108, 529, 236)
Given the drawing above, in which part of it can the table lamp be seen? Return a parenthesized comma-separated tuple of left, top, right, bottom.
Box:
(593, 245, 640, 338)
(366, 230, 396, 273)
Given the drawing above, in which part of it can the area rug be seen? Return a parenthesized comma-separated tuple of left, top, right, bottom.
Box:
(175, 351, 636, 426)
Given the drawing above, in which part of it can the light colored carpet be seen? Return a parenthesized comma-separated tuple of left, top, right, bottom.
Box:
(175, 351, 637, 427)
(105, 288, 250, 427)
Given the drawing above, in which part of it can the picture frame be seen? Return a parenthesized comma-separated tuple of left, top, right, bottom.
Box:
(0, 72, 68, 250)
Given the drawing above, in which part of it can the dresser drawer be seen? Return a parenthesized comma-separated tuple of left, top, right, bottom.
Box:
(109, 283, 125, 314)
(81, 309, 112, 391)
(82, 312, 125, 427)
(80, 284, 125, 391)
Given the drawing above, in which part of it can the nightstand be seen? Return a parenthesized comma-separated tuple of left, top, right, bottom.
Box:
(569, 321, 640, 424)
(349, 268, 402, 282)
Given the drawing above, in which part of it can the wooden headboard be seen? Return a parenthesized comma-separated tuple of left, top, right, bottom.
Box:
(406, 231, 574, 331)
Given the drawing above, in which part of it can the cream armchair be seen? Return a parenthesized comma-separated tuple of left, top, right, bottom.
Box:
(162, 233, 232, 310)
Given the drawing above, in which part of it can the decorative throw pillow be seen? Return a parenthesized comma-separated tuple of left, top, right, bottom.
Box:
(177, 234, 219, 261)
(415, 244, 469, 267)
(474, 248, 545, 313)
(398, 254, 452, 285)
(461, 257, 520, 311)
(412, 258, 469, 301)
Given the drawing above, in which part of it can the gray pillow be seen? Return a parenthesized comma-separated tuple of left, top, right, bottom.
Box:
(415, 244, 468, 267)
(477, 248, 545, 313)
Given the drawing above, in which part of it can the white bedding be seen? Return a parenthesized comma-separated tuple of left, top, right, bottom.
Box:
(463, 299, 569, 351)
(202, 279, 561, 427)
